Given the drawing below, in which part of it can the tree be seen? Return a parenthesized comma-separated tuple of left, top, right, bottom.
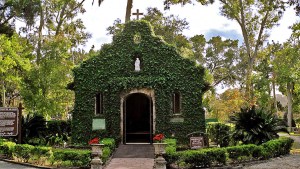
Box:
(273, 26, 300, 129)
(0, 0, 40, 36)
(18, 0, 90, 117)
(208, 89, 246, 122)
(168, 0, 286, 104)
(0, 33, 32, 107)
(93, 0, 133, 22)
(107, 7, 191, 57)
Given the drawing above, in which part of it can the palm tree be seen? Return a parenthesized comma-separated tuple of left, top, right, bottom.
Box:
(93, 0, 133, 22)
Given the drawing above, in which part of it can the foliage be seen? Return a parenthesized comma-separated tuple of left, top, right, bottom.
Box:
(0, 141, 16, 158)
(21, 114, 47, 144)
(53, 148, 91, 167)
(72, 20, 207, 144)
(14, 144, 34, 162)
(46, 120, 71, 145)
(166, 137, 293, 168)
(207, 123, 230, 147)
(208, 89, 246, 122)
(18, 0, 90, 118)
(0, 33, 32, 107)
(101, 138, 116, 150)
(181, 148, 227, 168)
(230, 106, 287, 144)
(0, 138, 116, 167)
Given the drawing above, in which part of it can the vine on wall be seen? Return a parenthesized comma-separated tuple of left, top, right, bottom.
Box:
(72, 21, 208, 144)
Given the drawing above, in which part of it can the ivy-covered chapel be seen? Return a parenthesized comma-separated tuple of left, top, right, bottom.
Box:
(71, 21, 208, 144)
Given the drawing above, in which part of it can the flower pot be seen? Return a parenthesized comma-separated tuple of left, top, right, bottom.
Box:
(153, 143, 167, 155)
(91, 144, 104, 156)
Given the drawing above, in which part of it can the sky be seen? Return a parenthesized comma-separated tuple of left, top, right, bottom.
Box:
(79, 0, 299, 51)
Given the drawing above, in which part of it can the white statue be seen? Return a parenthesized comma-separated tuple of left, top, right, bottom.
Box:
(135, 58, 140, 71)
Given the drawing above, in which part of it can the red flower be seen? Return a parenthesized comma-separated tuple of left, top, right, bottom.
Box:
(153, 134, 164, 142)
(89, 137, 99, 144)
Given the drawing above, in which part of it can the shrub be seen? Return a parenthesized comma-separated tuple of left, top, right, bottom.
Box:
(46, 120, 71, 145)
(262, 137, 294, 157)
(0, 141, 16, 158)
(165, 138, 293, 168)
(31, 146, 52, 158)
(163, 139, 179, 165)
(14, 144, 35, 162)
(22, 114, 47, 144)
(101, 138, 116, 150)
(230, 106, 288, 144)
(180, 148, 226, 168)
(226, 144, 256, 162)
(53, 148, 91, 167)
(207, 123, 230, 147)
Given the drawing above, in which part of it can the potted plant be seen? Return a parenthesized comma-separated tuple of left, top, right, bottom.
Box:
(153, 134, 167, 155)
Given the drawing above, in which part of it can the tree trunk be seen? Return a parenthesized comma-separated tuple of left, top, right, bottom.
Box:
(272, 74, 278, 115)
(125, 0, 133, 22)
(2, 83, 5, 107)
(287, 82, 293, 130)
(36, 2, 44, 65)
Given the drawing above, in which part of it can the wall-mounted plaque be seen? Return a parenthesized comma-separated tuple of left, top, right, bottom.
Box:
(0, 107, 18, 136)
(92, 119, 106, 130)
(170, 117, 184, 123)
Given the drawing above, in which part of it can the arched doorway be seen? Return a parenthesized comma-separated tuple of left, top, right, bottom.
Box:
(124, 93, 152, 143)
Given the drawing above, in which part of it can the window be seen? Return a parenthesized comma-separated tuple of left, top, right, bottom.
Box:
(95, 93, 103, 115)
(172, 92, 181, 114)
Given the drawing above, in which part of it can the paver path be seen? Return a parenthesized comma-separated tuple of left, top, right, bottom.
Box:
(104, 144, 155, 169)
(0, 160, 38, 169)
(243, 155, 300, 169)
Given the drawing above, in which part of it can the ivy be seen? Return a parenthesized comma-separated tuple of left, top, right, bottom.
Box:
(72, 20, 208, 144)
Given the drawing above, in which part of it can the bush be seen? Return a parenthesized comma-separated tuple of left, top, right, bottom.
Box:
(14, 144, 35, 162)
(207, 123, 230, 147)
(46, 120, 71, 145)
(53, 148, 91, 167)
(181, 148, 226, 168)
(101, 138, 116, 150)
(262, 137, 294, 157)
(230, 106, 288, 144)
(226, 144, 256, 162)
(31, 146, 52, 158)
(163, 139, 179, 165)
(0, 141, 16, 158)
(165, 138, 293, 168)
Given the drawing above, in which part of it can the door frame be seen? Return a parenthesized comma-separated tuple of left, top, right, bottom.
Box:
(120, 88, 155, 144)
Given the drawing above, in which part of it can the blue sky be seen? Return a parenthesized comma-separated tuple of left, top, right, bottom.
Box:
(79, 0, 298, 51)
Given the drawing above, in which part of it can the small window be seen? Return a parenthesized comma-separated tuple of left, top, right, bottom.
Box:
(172, 92, 181, 114)
(95, 93, 103, 115)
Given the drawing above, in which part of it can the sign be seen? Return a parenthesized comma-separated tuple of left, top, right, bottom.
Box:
(92, 119, 106, 130)
(0, 107, 19, 136)
(190, 137, 204, 149)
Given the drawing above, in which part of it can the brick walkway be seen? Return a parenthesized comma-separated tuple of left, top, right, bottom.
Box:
(104, 158, 154, 169)
(104, 144, 155, 169)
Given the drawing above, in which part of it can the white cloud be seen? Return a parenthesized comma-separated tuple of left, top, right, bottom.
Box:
(79, 0, 298, 51)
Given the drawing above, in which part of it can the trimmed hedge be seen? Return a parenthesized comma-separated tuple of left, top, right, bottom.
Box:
(166, 137, 294, 168)
(0, 137, 116, 167)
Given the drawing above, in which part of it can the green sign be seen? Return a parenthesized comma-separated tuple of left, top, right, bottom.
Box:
(92, 119, 106, 130)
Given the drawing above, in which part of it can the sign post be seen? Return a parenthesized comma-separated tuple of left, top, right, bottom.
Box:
(18, 103, 23, 144)
(0, 107, 19, 137)
(190, 137, 204, 149)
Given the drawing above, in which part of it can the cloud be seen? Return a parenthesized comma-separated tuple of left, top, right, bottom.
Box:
(205, 29, 243, 45)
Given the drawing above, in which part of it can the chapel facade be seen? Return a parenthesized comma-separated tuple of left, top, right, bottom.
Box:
(71, 21, 208, 144)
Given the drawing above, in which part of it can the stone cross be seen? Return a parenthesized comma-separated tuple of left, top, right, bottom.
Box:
(132, 9, 143, 20)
